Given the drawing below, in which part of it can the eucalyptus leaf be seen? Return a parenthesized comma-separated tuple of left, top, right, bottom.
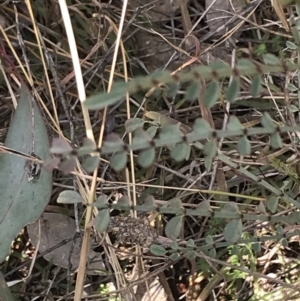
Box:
(57, 190, 83, 204)
(224, 219, 243, 243)
(0, 85, 52, 262)
(110, 152, 127, 171)
(165, 215, 183, 240)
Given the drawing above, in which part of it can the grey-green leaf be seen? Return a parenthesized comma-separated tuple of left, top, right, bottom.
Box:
(165, 215, 183, 240)
(250, 75, 262, 97)
(169, 253, 180, 261)
(138, 148, 155, 167)
(170, 143, 190, 162)
(95, 194, 108, 207)
(82, 155, 100, 173)
(95, 209, 110, 233)
(226, 78, 240, 103)
(263, 53, 280, 65)
(270, 133, 282, 149)
(125, 118, 145, 133)
(227, 116, 242, 131)
(204, 81, 219, 108)
(0, 85, 52, 263)
(220, 202, 240, 215)
(205, 235, 214, 245)
(237, 136, 251, 155)
(267, 196, 279, 213)
(224, 219, 243, 243)
(261, 113, 275, 130)
(85, 81, 127, 110)
(50, 138, 72, 154)
(192, 118, 211, 136)
(110, 152, 127, 171)
(203, 140, 217, 158)
(150, 244, 167, 256)
(186, 82, 200, 101)
(57, 190, 83, 204)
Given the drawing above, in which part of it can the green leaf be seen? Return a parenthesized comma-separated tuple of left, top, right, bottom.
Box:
(50, 138, 72, 154)
(186, 239, 195, 248)
(263, 53, 280, 65)
(95, 209, 110, 233)
(270, 133, 282, 148)
(237, 136, 251, 155)
(167, 197, 183, 209)
(194, 200, 211, 215)
(0, 85, 52, 263)
(159, 124, 182, 140)
(85, 81, 127, 110)
(143, 195, 156, 208)
(169, 253, 180, 261)
(0, 271, 15, 301)
(224, 219, 243, 243)
(165, 215, 183, 240)
(186, 82, 200, 101)
(150, 244, 167, 256)
(192, 118, 211, 135)
(170, 143, 190, 162)
(253, 242, 261, 253)
(208, 248, 216, 258)
(146, 126, 158, 139)
(138, 148, 155, 167)
(204, 156, 213, 171)
(221, 202, 240, 215)
(203, 140, 217, 158)
(289, 104, 299, 112)
(226, 78, 240, 103)
(57, 190, 83, 204)
(186, 251, 196, 260)
(110, 152, 127, 171)
(170, 241, 179, 250)
(227, 116, 242, 131)
(236, 59, 255, 68)
(250, 75, 262, 97)
(281, 238, 288, 247)
(125, 118, 145, 133)
(82, 155, 100, 173)
(267, 196, 279, 213)
(95, 194, 108, 207)
(166, 83, 180, 98)
(204, 81, 219, 107)
(59, 157, 77, 174)
(205, 235, 214, 244)
(77, 138, 97, 156)
(286, 40, 297, 50)
(287, 83, 298, 92)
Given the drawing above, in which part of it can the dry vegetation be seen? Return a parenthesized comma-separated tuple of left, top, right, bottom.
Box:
(1, 0, 300, 301)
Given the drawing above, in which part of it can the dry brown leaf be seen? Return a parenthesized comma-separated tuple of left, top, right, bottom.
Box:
(27, 212, 106, 275)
